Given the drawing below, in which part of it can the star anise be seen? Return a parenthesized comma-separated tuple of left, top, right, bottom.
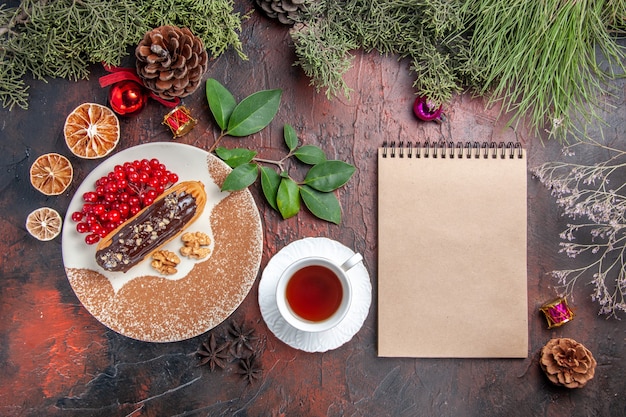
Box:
(237, 355, 262, 385)
(228, 321, 258, 358)
(197, 332, 229, 371)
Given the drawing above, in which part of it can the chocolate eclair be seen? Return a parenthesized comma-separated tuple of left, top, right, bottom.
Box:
(95, 181, 207, 272)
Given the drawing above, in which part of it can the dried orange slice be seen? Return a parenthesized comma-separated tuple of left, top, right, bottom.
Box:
(29, 153, 73, 195)
(64, 103, 120, 159)
(26, 207, 63, 241)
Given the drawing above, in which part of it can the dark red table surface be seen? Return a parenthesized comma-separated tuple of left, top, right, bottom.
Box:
(1, 7, 625, 417)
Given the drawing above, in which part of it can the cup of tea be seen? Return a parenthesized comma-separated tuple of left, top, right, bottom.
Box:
(275, 252, 363, 332)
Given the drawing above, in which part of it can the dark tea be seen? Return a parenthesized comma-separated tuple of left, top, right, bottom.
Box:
(285, 265, 343, 322)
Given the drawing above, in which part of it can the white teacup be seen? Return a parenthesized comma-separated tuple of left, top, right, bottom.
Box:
(275, 253, 363, 332)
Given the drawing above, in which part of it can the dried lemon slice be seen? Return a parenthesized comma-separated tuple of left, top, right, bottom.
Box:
(26, 207, 63, 241)
(64, 103, 120, 159)
(29, 153, 73, 195)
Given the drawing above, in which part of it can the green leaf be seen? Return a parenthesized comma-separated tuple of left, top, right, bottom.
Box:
(294, 145, 327, 165)
(260, 166, 281, 211)
(221, 163, 258, 191)
(226, 89, 282, 137)
(276, 177, 301, 219)
(215, 147, 257, 168)
(206, 79, 237, 131)
(284, 124, 298, 151)
(300, 185, 342, 224)
(303, 160, 356, 192)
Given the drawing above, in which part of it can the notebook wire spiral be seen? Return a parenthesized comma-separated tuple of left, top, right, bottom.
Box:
(381, 140, 523, 159)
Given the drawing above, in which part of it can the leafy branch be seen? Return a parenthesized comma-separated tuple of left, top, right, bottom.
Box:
(205, 78, 356, 224)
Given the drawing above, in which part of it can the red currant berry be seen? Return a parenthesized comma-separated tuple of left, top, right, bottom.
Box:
(107, 209, 121, 223)
(119, 192, 131, 203)
(92, 204, 106, 217)
(129, 196, 141, 207)
(76, 222, 89, 233)
(168, 172, 179, 183)
(138, 171, 150, 183)
(71, 211, 84, 222)
(147, 176, 160, 188)
(90, 223, 104, 235)
(103, 222, 117, 232)
(118, 203, 130, 218)
(85, 234, 100, 245)
(127, 171, 139, 183)
(83, 191, 98, 203)
(105, 182, 118, 193)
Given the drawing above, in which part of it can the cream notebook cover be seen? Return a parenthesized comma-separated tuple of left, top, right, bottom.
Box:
(377, 142, 528, 358)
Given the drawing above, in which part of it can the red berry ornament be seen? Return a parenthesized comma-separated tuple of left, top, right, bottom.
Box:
(108, 80, 148, 116)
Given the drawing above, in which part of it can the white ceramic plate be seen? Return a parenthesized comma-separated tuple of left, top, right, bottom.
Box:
(62, 142, 263, 342)
(259, 237, 371, 352)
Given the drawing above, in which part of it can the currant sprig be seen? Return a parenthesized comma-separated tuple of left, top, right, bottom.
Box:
(71, 158, 179, 245)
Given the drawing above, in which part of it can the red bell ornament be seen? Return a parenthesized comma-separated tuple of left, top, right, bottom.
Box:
(108, 80, 148, 116)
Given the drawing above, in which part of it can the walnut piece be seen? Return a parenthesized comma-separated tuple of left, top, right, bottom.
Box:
(180, 231, 211, 259)
(151, 250, 181, 275)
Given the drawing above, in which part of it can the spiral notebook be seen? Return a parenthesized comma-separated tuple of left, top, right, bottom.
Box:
(378, 141, 528, 358)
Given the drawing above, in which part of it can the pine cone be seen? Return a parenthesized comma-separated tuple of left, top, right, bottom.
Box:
(135, 26, 208, 100)
(540, 338, 597, 388)
(254, 0, 309, 25)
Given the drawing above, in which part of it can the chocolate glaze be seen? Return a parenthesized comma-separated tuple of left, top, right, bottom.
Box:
(96, 191, 197, 272)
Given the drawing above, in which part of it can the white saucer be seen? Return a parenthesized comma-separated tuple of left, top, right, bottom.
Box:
(259, 237, 371, 352)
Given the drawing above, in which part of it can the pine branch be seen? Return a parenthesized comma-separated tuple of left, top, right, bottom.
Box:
(290, 0, 470, 106)
(0, 0, 249, 110)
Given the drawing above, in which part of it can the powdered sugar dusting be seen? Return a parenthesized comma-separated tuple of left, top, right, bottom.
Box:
(65, 153, 263, 342)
